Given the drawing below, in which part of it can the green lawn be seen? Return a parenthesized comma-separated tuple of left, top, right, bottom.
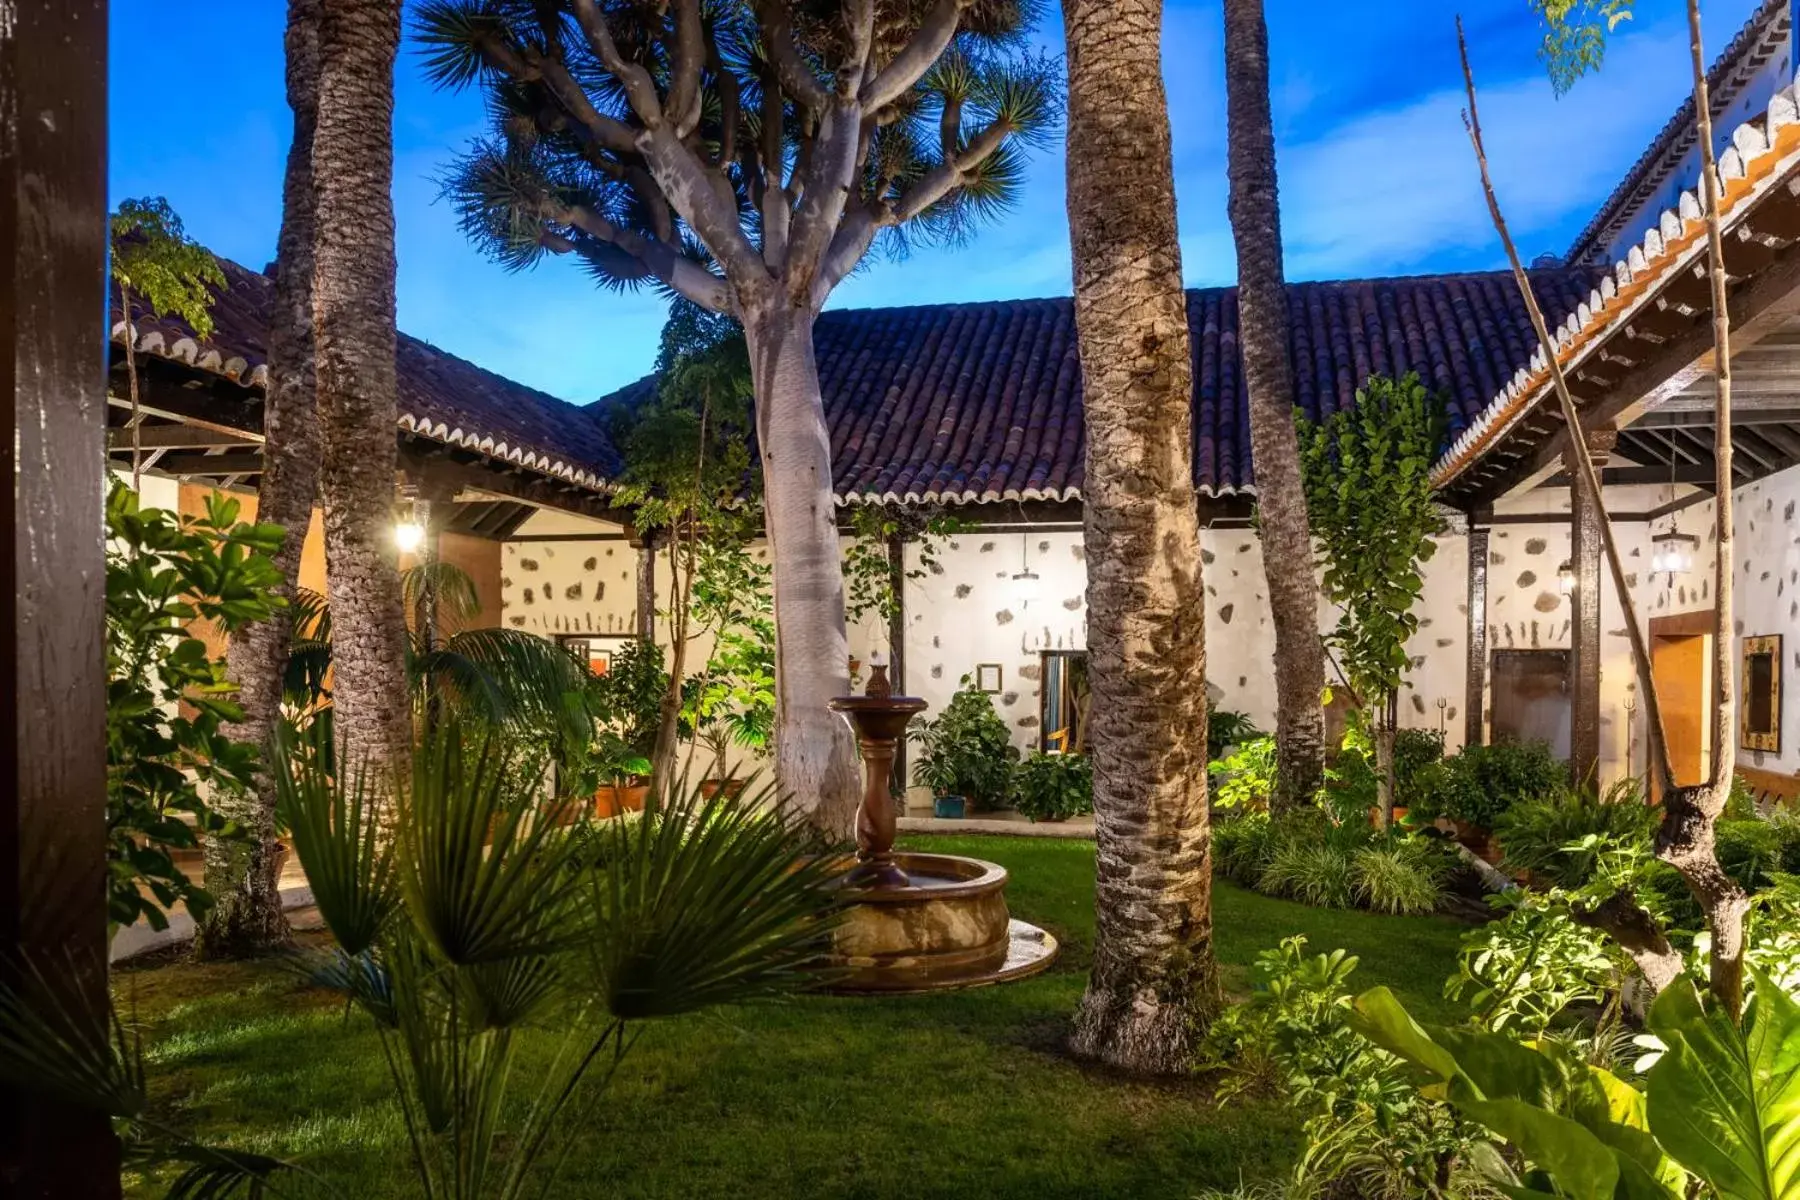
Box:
(118, 835, 1467, 1199)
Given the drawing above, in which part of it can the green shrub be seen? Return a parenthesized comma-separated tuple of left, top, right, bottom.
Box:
(1408, 739, 1561, 830)
(1009, 752, 1092, 822)
(1213, 811, 1278, 887)
(1209, 734, 1278, 811)
(1261, 842, 1358, 909)
(1717, 817, 1785, 892)
(1350, 840, 1447, 915)
(1445, 892, 1623, 1037)
(909, 680, 1018, 810)
(1207, 707, 1262, 758)
(1392, 727, 1445, 794)
(1493, 778, 1658, 887)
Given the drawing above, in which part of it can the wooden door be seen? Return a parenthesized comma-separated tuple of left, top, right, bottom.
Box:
(1491, 650, 1571, 759)
(1652, 633, 1708, 790)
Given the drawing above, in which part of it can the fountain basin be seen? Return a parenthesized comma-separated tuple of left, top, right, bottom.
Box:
(826, 851, 1060, 993)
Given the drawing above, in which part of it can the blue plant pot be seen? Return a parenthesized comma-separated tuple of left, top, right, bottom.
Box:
(933, 795, 967, 820)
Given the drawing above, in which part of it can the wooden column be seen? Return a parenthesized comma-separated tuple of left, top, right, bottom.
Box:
(1567, 430, 1615, 788)
(1465, 520, 1490, 749)
(887, 531, 907, 794)
(1, 1, 122, 1194)
(635, 534, 656, 641)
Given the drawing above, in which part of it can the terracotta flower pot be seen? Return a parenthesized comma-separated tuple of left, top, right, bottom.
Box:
(595, 782, 650, 819)
(701, 778, 747, 800)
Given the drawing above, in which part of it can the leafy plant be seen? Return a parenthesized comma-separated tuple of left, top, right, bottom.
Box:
(1214, 812, 1279, 888)
(110, 197, 225, 484)
(1494, 779, 1659, 888)
(1352, 840, 1449, 916)
(276, 720, 845, 1199)
(105, 482, 283, 932)
(1446, 891, 1625, 1038)
(1410, 739, 1564, 831)
(1210, 735, 1279, 812)
(1200, 937, 1480, 1198)
(1298, 373, 1448, 824)
(1261, 841, 1359, 909)
(590, 638, 669, 786)
(841, 505, 967, 631)
(682, 538, 776, 777)
(1351, 970, 1800, 1200)
(1207, 708, 1263, 758)
(1010, 753, 1093, 822)
(1393, 728, 1446, 795)
(909, 680, 1019, 810)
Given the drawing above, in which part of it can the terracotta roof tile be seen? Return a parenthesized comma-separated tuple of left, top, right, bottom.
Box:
(596, 268, 1599, 504)
(109, 257, 621, 490)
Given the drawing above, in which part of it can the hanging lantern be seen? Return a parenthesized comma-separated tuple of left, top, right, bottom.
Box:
(1557, 559, 1575, 594)
(1650, 529, 1698, 579)
(1012, 533, 1040, 609)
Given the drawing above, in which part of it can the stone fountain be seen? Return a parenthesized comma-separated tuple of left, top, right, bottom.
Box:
(824, 664, 1059, 993)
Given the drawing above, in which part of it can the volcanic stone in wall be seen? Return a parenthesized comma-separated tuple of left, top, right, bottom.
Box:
(1019, 664, 1041, 681)
(584, 557, 596, 571)
(1517, 571, 1536, 587)
(565, 583, 582, 601)
(1219, 603, 1234, 625)
(980, 542, 994, 553)
(1071, 545, 1084, 562)
(1017, 715, 1039, 728)
(1436, 638, 1453, 648)
(1063, 596, 1082, 610)
(1412, 694, 1426, 714)
(523, 587, 535, 605)
(509, 616, 526, 627)
(955, 584, 971, 598)
(520, 558, 539, 572)
(1533, 593, 1559, 613)
(1524, 538, 1547, 555)
(996, 609, 1014, 625)
(1002, 691, 1019, 706)
(931, 664, 943, 679)
(1201, 549, 1215, 565)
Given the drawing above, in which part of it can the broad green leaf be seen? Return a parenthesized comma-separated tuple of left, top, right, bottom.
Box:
(1348, 986, 1460, 1080)
(1646, 972, 1800, 1200)
(1459, 1095, 1621, 1200)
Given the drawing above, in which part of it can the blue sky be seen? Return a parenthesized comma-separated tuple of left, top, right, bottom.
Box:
(109, 1, 1760, 401)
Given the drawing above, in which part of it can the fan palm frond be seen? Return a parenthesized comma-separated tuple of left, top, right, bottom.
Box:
(401, 559, 485, 632)
(583, 775, 847, 1019)
(272, 722, 396, 957)
(0, 955, 143, 1119)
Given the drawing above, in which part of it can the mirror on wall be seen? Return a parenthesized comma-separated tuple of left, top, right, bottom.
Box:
(1742, 634, 1782, 753)
(1040, 651, 1089, 754)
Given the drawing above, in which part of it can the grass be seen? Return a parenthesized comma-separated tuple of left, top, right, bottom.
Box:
(116, 834, 1466, 1199)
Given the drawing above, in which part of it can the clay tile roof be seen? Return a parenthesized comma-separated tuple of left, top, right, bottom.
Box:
(599, 267, 1602, 505)
(1437, 84, 1800, 488)
(1566, 0, 1789, 266)
(109, 256, 621, 491)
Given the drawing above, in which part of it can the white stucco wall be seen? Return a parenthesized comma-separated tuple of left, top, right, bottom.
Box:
(1646, 461, 1800, 776)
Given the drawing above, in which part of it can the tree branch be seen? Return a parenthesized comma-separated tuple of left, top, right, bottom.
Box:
(814, 203, 880, 304)
(1570, 890, 1686, 994)
(861, 0, 964, 111)
(569, 0, 666, 126)
(1456, 20, 1675, 795)
(667, 0, 706, 138)
(889, 118, 1009, 223)
(843, 0, 876, 95)
(548, 201, 731, 313)
(754, 0, 831, 113)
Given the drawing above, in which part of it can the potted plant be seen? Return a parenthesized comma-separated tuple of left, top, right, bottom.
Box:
(588, 638, 667, 816)
(909, 679, 1019, 818)
(1012, 752, 1093, 823)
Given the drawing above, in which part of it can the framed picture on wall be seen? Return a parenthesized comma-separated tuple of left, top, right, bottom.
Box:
(1742, 634, 1782, 753)
(975, 663, 1003, 693)
(558, 633, 635, 677)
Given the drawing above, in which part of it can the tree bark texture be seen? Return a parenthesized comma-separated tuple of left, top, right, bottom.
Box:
(313, 0, 411, 781)
(746, 309, 862, 836)
(1063, 0, 1222, 1075)
(196, 0, 322, 960)
(1222, 0, 1325, 814)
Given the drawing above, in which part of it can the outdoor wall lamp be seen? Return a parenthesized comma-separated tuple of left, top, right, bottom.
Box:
(1012, 533, 1040, 609)
(1557, 559, 1575, 595)
(394, 507, 426, 554)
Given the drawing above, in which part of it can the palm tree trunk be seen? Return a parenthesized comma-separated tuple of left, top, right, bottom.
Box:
(194, 0, 322, 959)
(1063, 0, 1221, 1075)
(1222, 0, 1325, 814)
(743, 307, 862, 837)
(312, 0, 411, 781)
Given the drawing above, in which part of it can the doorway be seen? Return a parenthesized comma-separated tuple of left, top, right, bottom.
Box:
(1650, 610, 1714, 797)
(1491, 649, 1571, 760)
(1039, 651, 1089, 753)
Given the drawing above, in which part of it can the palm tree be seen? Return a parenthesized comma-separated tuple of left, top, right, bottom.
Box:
(312, 0, 412, 780)
(196, 0, 323, 960)
(1062, 0, 1222, 1074)
(1222, 0, 1325, 814)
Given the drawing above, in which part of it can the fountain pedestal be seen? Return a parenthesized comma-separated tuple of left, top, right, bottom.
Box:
(823, 666, 1059, 993)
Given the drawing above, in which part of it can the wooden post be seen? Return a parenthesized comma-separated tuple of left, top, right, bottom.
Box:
(635, 533, 656, 642)
(1567, 431, 1616, 788)
(887, 531, 907, 796)
(1465, 520, 1490, 749)
(1, 1, 122, 1194)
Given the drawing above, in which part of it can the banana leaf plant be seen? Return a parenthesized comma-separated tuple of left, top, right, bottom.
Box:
(275, 720, 846, 1200)
(1348, 973, 1800, 1199)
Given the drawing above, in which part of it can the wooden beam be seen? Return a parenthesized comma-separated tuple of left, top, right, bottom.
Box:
(141, 449, 267, 477)
(1, 1, 121, 1193)
(1567, 433, 1610, 790)
(1540, 464, 1718, 488)
(888, 531, 907, 794)
(106, 424, 255, 450)
(398, 439, 635, 529)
